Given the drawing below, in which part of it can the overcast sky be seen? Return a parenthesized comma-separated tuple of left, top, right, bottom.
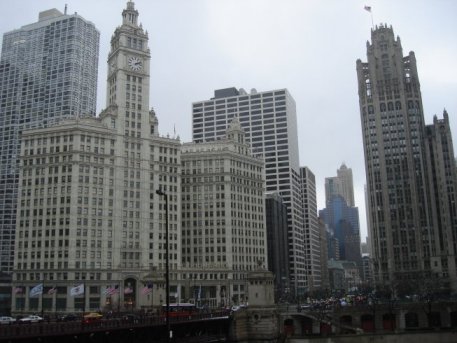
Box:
(1, 0, 457, 241)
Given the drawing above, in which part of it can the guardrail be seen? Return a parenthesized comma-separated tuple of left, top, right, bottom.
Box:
(0, 311, 230, 340)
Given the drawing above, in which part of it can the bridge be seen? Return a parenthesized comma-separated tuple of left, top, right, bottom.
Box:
(0, 312, 230, 343)
(3, 302, 457, 343)
(278, 300, 457, 339)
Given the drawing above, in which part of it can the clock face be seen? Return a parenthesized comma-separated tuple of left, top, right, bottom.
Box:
(128, 56, 142, 71)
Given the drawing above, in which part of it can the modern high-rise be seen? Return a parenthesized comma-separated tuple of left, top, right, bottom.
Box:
(181, 117, 267, 306)
(318, 218, 329, 291)
(265, 192, 290, 300)
(12, 1, 181, 313)
(0, 8, 99, 273)
(192, 87, 307, 295)
(357, 24, 457, 292)
(321, 163, 361, 271)
(300, 167, 321, 292)
(319, 195, 361, 266)
(325, 163, 355, 207)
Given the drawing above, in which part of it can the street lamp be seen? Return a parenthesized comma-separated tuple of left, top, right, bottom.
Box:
(156, 189, 171, 342)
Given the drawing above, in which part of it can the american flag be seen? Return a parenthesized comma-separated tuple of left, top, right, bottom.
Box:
(13, 287, 23, 294)
(47, 286, 57, 295)
(124, 286, 133, 295)
(108, 285, 119, 296)
(141, 283, 153, 295)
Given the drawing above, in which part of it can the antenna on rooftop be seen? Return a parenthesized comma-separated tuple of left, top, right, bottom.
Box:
(64, 4, 67, 15)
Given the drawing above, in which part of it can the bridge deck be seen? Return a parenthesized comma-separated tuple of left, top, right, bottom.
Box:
(0, 312, 230, 341)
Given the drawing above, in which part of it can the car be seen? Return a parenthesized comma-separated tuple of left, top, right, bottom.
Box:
(0, 316, 16, 325)
(82, 312, 102, 324)
(300, 303, 312, 310)
(19, 315, 43, 323)
(60, 313, 78, 322)
(231, 305, 241, 312)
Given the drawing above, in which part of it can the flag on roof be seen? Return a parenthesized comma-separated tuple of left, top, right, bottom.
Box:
(364, 5, 371, 12)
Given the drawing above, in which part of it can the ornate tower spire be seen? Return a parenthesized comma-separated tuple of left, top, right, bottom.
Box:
(226, 116, 245, 144)
(122, 1, 139, 27)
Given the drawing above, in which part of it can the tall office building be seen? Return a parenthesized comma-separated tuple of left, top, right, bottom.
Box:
(12, 1, 181, 313)
(181, 118, 267, 306)
(0, 8, 99, 273)
(325, 163, 355, 207)
(192, 87, 307, 295)
(321, 163, 361, 267)
(319, 195, 361, 265)
(300, 167, 321, 291)
(357, 24, 457, 292)
(265, 192, 290, 300)
(318, 218, 329, 291)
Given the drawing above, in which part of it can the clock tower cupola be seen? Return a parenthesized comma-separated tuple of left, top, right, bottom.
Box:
(123, 1, 139, 26)
(105, 0, 151, 134)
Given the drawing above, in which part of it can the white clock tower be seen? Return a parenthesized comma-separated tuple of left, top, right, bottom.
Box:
(104, 0, 155, 136)
(98, 1, 180, 310)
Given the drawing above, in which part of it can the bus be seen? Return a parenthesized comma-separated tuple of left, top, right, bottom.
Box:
(161, 303, 198, 320)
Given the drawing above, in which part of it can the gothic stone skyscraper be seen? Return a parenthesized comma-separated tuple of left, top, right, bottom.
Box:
(0, 8, 99, 273)
(12, 2, 181, 313)
(357, 25, 457, 292)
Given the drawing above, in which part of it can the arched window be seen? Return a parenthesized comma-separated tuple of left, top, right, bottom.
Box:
(368, 105, 374, 114)
(408, 100, 414, 109)
(380, 103, 386, 112)
(388, 102, 394, 111)
(395, 101, 402, 110)
(366, 78, 372, 97)
(405, 72, 411, 83)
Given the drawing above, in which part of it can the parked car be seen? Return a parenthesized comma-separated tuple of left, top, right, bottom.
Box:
(19, 315, 43, 323)
(0, 316, 16, 325)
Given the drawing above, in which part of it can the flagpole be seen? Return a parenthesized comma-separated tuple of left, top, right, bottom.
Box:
(41, 278, 44, 318)
(364, 5, 374, 29)
(83, 282, 86, 316)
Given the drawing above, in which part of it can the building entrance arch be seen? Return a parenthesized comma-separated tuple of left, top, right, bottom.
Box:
(124, 278, 137, 311)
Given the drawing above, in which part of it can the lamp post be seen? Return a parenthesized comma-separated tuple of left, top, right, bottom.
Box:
(156, 189, 171, 342)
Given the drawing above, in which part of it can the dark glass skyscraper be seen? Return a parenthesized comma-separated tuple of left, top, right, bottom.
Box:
(0, 8, 99, 273)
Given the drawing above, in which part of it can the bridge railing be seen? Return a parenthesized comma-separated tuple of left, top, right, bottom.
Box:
(0, 311, 230, 340)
